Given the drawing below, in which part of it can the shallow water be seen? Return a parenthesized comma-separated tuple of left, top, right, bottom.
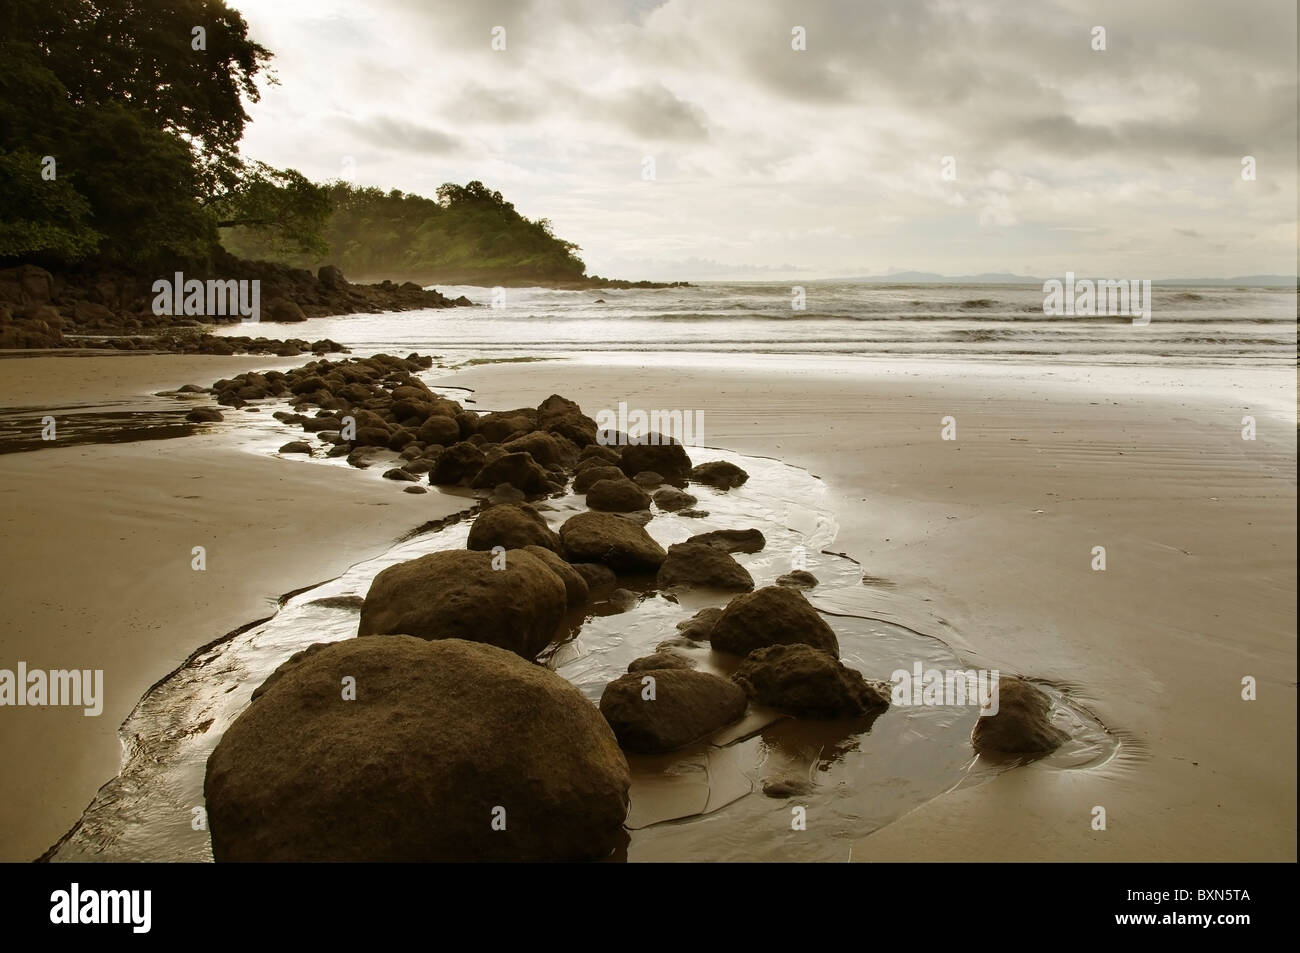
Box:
(45, 401, 1117, 862)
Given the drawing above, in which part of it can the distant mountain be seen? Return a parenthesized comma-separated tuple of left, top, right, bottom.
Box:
(836, 271, 1296, 287)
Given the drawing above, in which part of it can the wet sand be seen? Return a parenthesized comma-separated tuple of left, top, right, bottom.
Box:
(438, 357, 1297, 861)
(0, 354, 469, 861)
(1, 352, 1294, 861)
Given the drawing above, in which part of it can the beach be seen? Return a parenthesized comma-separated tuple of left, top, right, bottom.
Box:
(1, 345, 1292, 861)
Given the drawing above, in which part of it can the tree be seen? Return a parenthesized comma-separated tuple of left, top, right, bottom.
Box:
(213, 163, 331, 257)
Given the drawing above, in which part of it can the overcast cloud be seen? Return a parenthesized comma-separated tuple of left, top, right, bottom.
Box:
(234, 0, 1297, 279)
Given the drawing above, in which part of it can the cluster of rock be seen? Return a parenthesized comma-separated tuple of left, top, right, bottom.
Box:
(201, 382, 1069, 860)
(0, 259, 470, 352)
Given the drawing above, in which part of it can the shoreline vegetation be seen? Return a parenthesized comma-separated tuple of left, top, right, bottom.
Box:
(1, 2, 683, 357)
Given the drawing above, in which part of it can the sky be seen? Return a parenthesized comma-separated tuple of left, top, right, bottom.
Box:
(232, 0, 1297, 280)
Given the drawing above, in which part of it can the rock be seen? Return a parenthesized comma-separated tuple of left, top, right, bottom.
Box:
(466, 503, 560, 553)
(416, 414, 460, 447)
(279, 441, 313, 454)
(73, 300, 116, 324)
(606, 588, 639, 612)
(676, 606, 723, 641)
(521, 545, 589, 607)
(579, 444, 622, 466)
(586, 477, 652, 513)
(267, 297, 307, 322)
(619, 438, 692, 486)
(317, 265, 348, 289)
(599, 669, 747, 753)
(429, 441, 485, 485)
(710, 586, 839, 657)
(775, 570, 819, 589)
(762, 778, 816, 799)
(347, 447, 387, 469)
(382, 468, 420, 482)
(488, 483, 526, 505)
(731, 644, 889, 717)
(690, 461, 749, 489)
(502, 431, 571, 468)
(971, 678, 1069, 755)
(185, 407, 223, 423)
(612, 509, 653, 526)
(470, 451, 550, 495)
(656, 541, 754, 591)
(632, 471, 664, 488)
(403, 485, 427, 494)
(627, 652, 695, 673)
(678, 508, 709, 519)
(652, 487, 697, 512)
(204, 637, 629, 861)
(573, 464, 624, 494)
(559, 511, 667, 572)
(685, 527, 765, 554)
(358, 548, 566, 659)
(571, 562, 617, 590)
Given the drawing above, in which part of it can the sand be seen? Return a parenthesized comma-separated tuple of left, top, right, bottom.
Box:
(0, 354, 469, 862)
(1, 351, 1293, 862)
(438, 356, 1297, 862)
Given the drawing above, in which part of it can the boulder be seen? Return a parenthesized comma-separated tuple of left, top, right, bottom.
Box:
(570, 562, 617, 590)
(619, 437, 692, 486)
(676, 606, 722, 641)
(204, 637, 630, 861)
(627, 652, 695, 673)
(416, 414, 461, 447)
(185, 407, 223, 423)
(429, 441, 485, 485)
(690, 461, 749, 489)
(731, 644, 889, 717)
(559, 511, 667, 572)
(710, 586, 839, 657)
(775, 570, 819, 589)
(521, 545, 589, 607)
(685, 527, 765, 554)
(382, 468, 420, 482)
(279, 441, 313, 454)
(267, 297, 307, 322)
(358, 548, 566, 659)
(586, 477, 653, 513)
(652, 487, 697, 512)
(598, 669, 747, 753)
(573, 464, 624, 494)
(502, 431, 571, 468)
(971, 677, 1069, 755)
(470, 451, 551, 495)
(317, 265, 348, 289)
(466, 503, 560, 553)
(656, 541, 754, 591)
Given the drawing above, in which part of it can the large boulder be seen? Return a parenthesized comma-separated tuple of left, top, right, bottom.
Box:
(358, 548, 566, 659)
(690, 461, 749, 489)
(521, 545, 590, 608)
(470, 451, 551, 495)
(559, 511, 667, 572)
(586, 477, 652, 513)
(619, 437, 692, 486)
(317, 264, 348, 289)
(466, 503, 560, 553)
(656, 541, 754, 591)
(416, 414, 461, 447)
(537, 394, 598, 446)
(710, 586, 839, 658)
(573, 464, 624, 494)
(971, 677, 1069, 755)
(731, 644, 889, 717)
(204, 637, 630, 861)
(685, 528, 765, 554)
(598, 669, 747, 753)
(502, 431, 572, 468)
(429, 441, 485, 485)
(652, 487, 697, 512)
